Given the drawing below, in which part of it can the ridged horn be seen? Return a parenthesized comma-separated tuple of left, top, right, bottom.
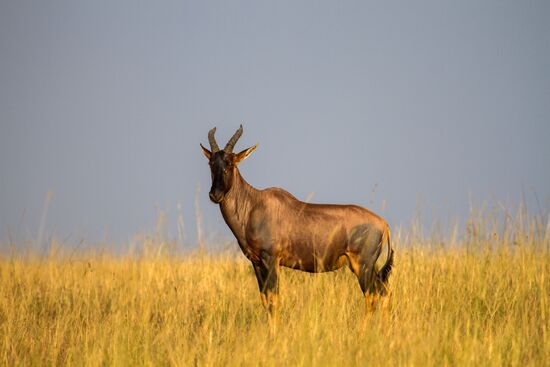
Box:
(208, 127, 220, 152)
(224, 124, 243, 153)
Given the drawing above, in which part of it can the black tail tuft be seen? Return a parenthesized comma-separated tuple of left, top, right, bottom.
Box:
(379, 249, 394, 284)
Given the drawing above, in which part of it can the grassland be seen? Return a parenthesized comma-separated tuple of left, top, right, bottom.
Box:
(0, 209, 549, 366)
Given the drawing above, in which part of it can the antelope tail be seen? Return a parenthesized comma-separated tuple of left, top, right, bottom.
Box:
(379, 226, 394, 284)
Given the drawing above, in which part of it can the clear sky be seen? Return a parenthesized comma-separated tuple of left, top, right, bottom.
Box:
(1, 1, 549, 247)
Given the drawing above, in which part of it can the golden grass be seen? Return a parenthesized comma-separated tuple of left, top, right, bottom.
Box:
(1, 212, 549, 366)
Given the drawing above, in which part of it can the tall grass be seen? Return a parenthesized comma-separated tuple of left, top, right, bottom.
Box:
(0, 206, 549, 366)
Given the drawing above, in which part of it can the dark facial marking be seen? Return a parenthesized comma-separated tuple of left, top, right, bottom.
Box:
(208, 151, 234, 203)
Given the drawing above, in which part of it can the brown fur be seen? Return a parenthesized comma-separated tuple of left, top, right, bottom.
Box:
(201, 128, 394, 317)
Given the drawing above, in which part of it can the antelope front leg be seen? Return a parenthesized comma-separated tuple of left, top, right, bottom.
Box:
(252, 255, 279, 331)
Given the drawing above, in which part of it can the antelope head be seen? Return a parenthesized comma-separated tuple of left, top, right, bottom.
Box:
(200, 125, 258, 203)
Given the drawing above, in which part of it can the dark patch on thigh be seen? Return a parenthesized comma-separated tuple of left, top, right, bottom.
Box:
(348, 223, 383, 262)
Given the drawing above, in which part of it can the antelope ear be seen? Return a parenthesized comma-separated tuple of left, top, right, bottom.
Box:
(234, 144, 258, 164)
(200, 144, 212, 160)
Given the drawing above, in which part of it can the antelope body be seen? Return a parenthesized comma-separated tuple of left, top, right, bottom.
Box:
(200, 126, 394, 318)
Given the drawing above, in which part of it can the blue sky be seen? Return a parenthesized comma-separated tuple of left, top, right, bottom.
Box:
(1, 1, 549, 247)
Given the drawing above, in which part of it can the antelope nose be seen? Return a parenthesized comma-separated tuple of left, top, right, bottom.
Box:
(209, 192, 216, 201)
(209, 191, 223, 203)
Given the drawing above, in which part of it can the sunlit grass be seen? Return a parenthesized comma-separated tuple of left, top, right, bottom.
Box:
(0, 207, 549, 366)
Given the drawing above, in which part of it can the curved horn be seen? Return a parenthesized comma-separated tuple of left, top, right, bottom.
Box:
(208, 127, 220, 152)
(224, 124, 243, 153)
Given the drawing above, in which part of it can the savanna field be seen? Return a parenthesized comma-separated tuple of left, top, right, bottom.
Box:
(1, 208, 549, 366)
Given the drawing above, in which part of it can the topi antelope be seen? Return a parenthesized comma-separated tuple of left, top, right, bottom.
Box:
(200, 125, 394, 320)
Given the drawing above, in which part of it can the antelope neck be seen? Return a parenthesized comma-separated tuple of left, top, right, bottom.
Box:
(219, 169, 259, 239)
